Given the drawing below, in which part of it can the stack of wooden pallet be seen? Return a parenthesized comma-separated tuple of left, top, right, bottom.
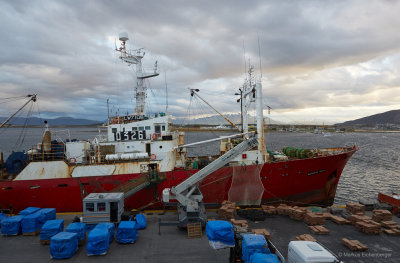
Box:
(372, 209, 392, 223)
(288, 207, 307, 221)
(296, 234, 316, 242)
(218, 201, 236, 220)
(383, 228, 400, 236)
(304, 212, 326, 225)
(276, 204, 291, 215)
(349, 214, 371, 225)
(261, 205, 277, 215)
(309, 225, 329, 235)
(230, 219, 249, 233)
(187, 222, 202, 239)
(330, 215, 351, 225)
(346, 202, 365, 214)
(355, 219, 381, 235)
(251, 228, 271, 240)
(342, 238, 368, 251)
(381, 220, 398, 229)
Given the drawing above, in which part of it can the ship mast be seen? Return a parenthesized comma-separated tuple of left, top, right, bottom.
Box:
(116, 32, 159, 116)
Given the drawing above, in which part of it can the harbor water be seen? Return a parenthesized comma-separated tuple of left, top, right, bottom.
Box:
(1, 127, 399, 205)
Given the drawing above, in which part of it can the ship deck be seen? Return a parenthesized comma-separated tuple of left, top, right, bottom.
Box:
(1, 210, 399, 263)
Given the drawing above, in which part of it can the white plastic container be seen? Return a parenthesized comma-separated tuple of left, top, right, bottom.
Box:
(288, 241, 337, 263)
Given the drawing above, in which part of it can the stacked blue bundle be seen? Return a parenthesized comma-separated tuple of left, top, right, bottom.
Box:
(50, 232, 78, 259)
(19, 207, 40, 216)
(135, 214, 146, 230)
(40, 219, 64, 241)
(95, 223, 115, 243)
(0, 213, 8, 225)
(242, 234, 271, 262)
(22, 210, 46, 233)
(1, 215, 24, 235)
(116, 221, 138, 244)
(40, 208, 56, 221)
(206, 220, 235, 245)
(250, 253, 280, 263)
(87, 227, 109, 256)
(66, 222, 87, 242)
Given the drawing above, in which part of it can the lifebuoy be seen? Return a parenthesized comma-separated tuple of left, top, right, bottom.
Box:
(150, 154, 156, 160)
(152, 133, 160, 140)
(69, 157, 77, 164)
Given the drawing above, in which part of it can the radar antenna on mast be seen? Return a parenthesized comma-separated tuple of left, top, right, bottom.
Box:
(116, 32, 159, 116)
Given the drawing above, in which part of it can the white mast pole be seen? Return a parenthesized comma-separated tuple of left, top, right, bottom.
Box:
(255, 80, 265, 163)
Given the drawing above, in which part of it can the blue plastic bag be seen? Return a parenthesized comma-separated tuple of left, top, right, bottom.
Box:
(242, 234, 270, 262)
(0, 213, 9, 224)
(50, 232, 78, 259)
(87, 227, 109, 256)
(40, 219, 64, 241)
(95, 223, 115, 243)
(116, 221, 138, 244)
(66, 222, 87, 241)
(19, 207, 40, 216)
(135, 214, 146, 230)
(1, 215, 24, 235)
(206, 220, 234, 245)
(22, 210, 46, 233)
(250, 253, 280, 263)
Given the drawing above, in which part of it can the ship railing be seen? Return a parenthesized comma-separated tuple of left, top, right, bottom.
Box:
(27, 144, 66, 162)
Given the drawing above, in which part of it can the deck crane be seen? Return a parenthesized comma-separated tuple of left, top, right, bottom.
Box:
(161, 135, 258, 228)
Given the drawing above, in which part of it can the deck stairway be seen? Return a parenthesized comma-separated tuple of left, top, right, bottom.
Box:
(110, 175, 150, 198)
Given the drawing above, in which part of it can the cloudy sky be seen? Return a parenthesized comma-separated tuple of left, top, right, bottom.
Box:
(1, 0, 400, 124)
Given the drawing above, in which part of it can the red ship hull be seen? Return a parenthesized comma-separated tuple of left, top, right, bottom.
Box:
(0, 147, 356, 213)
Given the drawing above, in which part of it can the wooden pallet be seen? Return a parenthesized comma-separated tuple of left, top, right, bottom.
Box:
(23, 229, 41, 236)
(187, 222, 202, 239)
(40, 239, 51, 245)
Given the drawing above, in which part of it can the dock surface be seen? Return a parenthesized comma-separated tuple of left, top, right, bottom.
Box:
(1, 211, 399, 262)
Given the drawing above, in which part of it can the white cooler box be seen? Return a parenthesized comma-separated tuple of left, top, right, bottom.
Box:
(288, 241, 338, 263)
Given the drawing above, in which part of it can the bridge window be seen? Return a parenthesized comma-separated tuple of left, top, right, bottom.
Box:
(162, 125, 165, 131)
(98, 202, 106, 212)
(132, 127, 137, 131)
(86, 203, 94, 212)
(145, 126, 151, 130)
(139, 127, 144, 131)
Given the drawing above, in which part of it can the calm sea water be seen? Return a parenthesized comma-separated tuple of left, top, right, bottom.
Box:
(1, 127, 399, 205)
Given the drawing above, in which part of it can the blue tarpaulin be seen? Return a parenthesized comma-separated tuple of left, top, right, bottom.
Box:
(1, 215, 24, 235)
(87, 227, 109, 256)
(206, 220, 234, 245)
(135, 214, 146, 230)
(19, 207, 40, 216)
(40, 219, 64, 241)
(0, 213, 8, 225)
(250, 253, 280, 263)
(50, 232, 78, 259)
(22, 210, 46, 233)
(40, 208, 56, 221)
(242, 234, 271, 262)
(116, 221, 137, 244)
(95, 223, 115, 244)
(66, 222, 87, 241)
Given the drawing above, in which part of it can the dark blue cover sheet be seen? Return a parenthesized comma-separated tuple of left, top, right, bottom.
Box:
(50, 232, 78, 259)
(1, 215, 24, 235)
(40, 219, 64, 240)
(87, 227, 109, 256)
(95, 223, 115, 243)
(66, 222, 87, 241)
(19, 207, 40, 216)
(206, 220, 234, 245)
(40, 208, 56, 221)
(22, 210, 46, 233)
(250, 253, 280, 263)
(116, 221, 137, 244)
(135, 214, 146, 230)
(0, 213, 8, 224)
(242, 234, 271, 262)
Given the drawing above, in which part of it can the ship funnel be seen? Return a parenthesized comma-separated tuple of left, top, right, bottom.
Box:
(119, 32, 129, 41)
